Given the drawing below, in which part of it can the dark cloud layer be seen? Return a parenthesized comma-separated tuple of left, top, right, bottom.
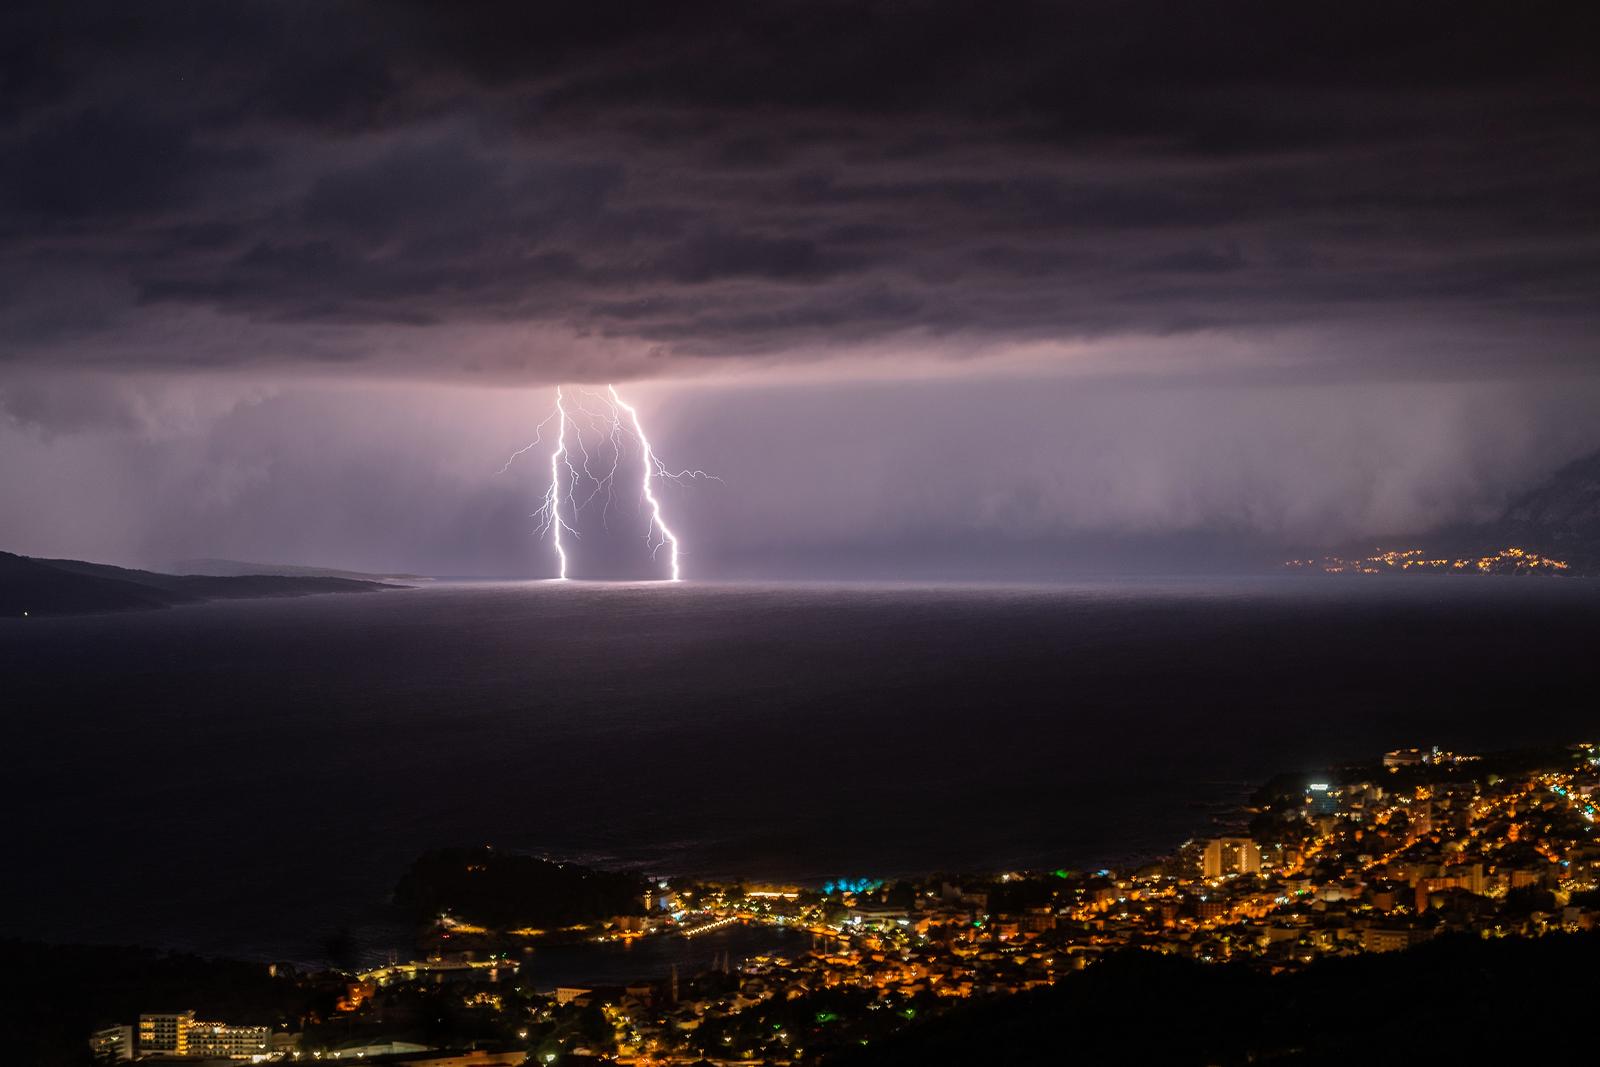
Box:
(2, 0, 1597, 380)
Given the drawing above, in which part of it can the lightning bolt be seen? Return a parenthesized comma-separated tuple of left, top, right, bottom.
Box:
(494, 409, 559, 476)
(502, 384, 715, 581)
(609, 383, 680, 581)
(536, 387, 575, 579)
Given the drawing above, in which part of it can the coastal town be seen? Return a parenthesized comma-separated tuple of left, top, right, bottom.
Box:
(1283, 545, 1572, 575)
(88, 739, 1600, 1064)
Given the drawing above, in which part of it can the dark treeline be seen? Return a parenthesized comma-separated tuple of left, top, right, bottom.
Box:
(823, 931, 1600, 1065)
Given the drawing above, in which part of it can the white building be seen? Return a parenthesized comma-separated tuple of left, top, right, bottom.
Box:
(135, 1010, 270, 1059)
(89, 1024, 134, 1062)
(186, 1020, 272, 1059)
(138, 1012, 194, 1056)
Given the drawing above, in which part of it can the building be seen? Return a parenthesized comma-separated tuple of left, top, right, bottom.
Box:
(135, 1010, 268, 1060)
(139, 1011, 195, 1056)
(1306, 782, 1338, 815)
(1202, 837, 1262, 878)
(186, 1020, 272, 1059)
(89, 1024, 134, 1062)
(1363, 927, 1431, 953)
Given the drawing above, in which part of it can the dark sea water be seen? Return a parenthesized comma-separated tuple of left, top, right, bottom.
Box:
(3, 577, 1598, 968)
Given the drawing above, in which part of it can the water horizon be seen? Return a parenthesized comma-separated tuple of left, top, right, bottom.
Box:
(5, 576, 1597, 965)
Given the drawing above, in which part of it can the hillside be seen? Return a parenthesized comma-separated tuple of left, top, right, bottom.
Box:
(0, 551, 402, 618)
(1288, 447, 1600, 576)
(1484, 448, 1600, 569)
(394, 847, 649, 932)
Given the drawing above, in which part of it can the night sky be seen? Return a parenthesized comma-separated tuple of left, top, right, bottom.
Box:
(2, 2, 1598, 576)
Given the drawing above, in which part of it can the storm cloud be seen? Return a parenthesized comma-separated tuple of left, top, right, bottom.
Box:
(3, 0, 1597, 379)
(1, 2, 1598, 573)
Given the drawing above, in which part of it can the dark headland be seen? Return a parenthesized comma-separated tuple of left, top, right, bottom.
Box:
(0, 551, 404, 617)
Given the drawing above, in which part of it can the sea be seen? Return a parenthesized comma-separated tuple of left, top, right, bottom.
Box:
(3, 577, 1597, 976)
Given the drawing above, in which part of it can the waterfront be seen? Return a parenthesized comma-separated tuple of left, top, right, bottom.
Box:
(3, 577, 1598, 964)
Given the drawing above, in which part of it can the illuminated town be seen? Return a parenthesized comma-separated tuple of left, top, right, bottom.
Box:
(87, 739, 1600, 1064)
(1283, 545, 1571, 575)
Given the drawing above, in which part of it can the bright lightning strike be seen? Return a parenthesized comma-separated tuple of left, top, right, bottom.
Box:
(504, 384, 716, 581)
(609, 383, 680, 581)
(538, 387, 574, 579)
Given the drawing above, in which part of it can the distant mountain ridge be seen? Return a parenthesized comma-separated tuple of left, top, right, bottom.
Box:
(1292, 447, 1600, 576)
(1483, 448, 1600, 568)
(0, 552, 403, 618)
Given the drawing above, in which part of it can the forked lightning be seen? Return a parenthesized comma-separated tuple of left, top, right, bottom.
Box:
(508, 385, 715, 581)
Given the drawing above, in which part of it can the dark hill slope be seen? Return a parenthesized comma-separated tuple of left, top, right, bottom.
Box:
(824, 932, 1600, 1065)
(1488, 448, 1600, 568)
(1310, 447, 1600, 574)
(0, 552, 177, 615)
(1, 551, 400, 617)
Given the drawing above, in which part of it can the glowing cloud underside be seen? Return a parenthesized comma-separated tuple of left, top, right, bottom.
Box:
(512, 384, 715, 581)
